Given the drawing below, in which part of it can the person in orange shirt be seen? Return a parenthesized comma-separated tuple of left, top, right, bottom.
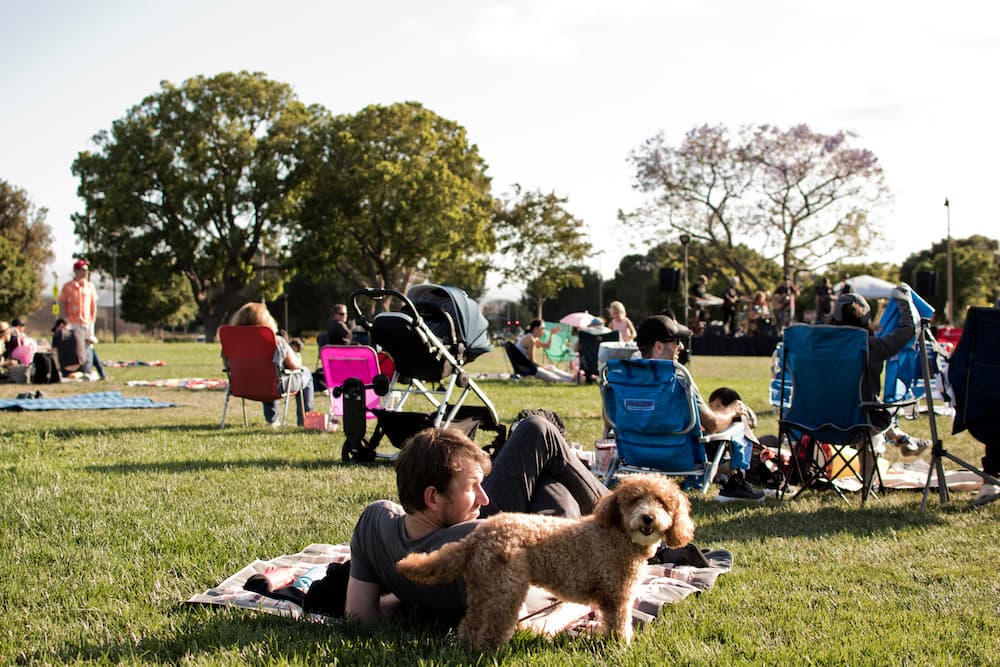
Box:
(58, 259, 98, 334)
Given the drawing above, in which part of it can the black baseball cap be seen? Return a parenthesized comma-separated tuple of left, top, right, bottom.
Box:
(636, 315, 692, 348)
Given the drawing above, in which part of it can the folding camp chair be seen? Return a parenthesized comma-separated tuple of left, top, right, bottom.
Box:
(602, 358, 742, 494)
(219, 325, 305, 429)
(541, 321, 575, 367)
(776, 324, 914, 504)
(503, 341, 538, 380)
(921, 306, 1000, 509)
(319, 345, 383, 421)
(578, 329, 620, 382)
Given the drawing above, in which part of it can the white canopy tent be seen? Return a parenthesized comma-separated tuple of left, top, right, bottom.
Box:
(833, 274, 896, 299)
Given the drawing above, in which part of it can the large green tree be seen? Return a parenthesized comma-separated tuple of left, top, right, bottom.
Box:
(71, 71, 323, 340)
(624, 124, 889, 280)
(291, 102, 495, 301)
(493, 185, 592, 319)
(899, 235, 999, 325)
(0, 179, 53, 314)
(0, 238, 38, 319)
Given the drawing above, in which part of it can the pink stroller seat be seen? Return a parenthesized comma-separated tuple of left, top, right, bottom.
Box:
(319, 345, 382, 419)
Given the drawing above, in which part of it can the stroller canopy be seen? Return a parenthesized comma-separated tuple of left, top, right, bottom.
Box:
(407, 284, 493, 362)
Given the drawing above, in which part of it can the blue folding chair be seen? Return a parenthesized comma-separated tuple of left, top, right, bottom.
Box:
(602, 358, 742, 494)
(777, 324, 914, 503)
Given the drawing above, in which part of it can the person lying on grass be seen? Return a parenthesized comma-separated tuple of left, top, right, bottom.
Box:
(345, 414, 607, 624)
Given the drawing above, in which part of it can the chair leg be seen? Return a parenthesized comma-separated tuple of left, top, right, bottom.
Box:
(220, 390, 231, 429)
(702, 440, 729, 496)
(241, 398, 248, 427)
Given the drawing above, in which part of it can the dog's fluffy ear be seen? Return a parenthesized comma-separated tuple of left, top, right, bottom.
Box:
(663, 484, 695, 547)
(592, 487, 622, 530)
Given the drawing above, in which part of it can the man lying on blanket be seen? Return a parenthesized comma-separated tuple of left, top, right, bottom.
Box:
(346, 414, 609, 624)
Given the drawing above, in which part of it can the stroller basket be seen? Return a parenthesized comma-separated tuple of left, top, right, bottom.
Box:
(369, 405, 505, 449)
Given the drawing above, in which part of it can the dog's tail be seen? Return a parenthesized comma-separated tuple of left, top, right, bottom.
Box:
(396, 539, 473, 585)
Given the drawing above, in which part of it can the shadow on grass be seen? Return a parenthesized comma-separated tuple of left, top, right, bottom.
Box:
(693, 497, 950, 541)
(83, 456, 392, 475)
(46, 605, 545, 664)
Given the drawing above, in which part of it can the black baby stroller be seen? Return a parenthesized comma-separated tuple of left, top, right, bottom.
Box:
(341, 284, 505, 461)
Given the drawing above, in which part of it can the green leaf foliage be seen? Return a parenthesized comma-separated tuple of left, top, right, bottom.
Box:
(0, 179, 53, 313)
(0, 237, 39, 318)
(71, 71, 325, 340)
(494, 185, 593, 318)
(899, 234, 1000, 325)
(291, 102, 495, 298)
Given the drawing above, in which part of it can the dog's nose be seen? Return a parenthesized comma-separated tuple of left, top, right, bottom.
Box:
(641, 514, 654, 525)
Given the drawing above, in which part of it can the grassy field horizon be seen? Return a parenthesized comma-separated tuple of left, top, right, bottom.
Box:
(1, 341, 997, 665)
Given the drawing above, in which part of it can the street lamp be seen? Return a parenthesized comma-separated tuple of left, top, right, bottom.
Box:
(108, 232, 121, 343)
(679, 234, 691, 325)
(944, 198, 954, 326)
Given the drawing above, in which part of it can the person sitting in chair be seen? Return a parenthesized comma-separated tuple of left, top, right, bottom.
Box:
(516, 320, 576, 383)
(829, 287, 930, 456)
(635, 315, 764, 501)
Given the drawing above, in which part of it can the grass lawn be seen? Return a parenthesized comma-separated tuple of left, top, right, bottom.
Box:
(1, 342, 998, 665)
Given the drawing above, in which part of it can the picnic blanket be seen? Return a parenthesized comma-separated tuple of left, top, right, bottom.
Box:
(105, 360, 167, 368)
(0, 390, 176, 411)
(186, 543, 732, 636)
(126, 378, 228, 391)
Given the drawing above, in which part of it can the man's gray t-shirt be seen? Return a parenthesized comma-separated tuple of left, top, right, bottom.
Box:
(349, 500, 479, 622)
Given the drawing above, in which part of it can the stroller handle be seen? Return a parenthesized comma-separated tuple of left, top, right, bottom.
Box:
(350, 287, 421, 331)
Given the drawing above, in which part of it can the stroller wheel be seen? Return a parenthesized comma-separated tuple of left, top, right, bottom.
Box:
(342, 440, 377, 463)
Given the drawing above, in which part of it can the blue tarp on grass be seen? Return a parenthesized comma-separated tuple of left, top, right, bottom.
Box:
(0, 391, 176, 411)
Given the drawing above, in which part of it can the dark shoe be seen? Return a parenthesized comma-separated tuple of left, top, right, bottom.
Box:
(716, 471, 765, 503)
(895, 434, 930, 457)
(649, 543, 712, 568)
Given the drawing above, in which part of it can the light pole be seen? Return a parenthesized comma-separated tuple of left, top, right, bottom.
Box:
(108, 232, 121, 342)
(945, 198, 954, 326)
(679, 234, 691, 325)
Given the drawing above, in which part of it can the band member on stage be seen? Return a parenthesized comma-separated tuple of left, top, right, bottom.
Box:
(722, 276, 743, 335)
(771, 276, 799, 328)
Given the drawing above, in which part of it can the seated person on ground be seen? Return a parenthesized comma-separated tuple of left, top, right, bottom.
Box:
(516, 319, 576, 383)
(829, 288, 930, 456)
(51, 318, 92, 377)
(635, 315, 764, 501)
(344, 415, 608, 624)
(708, 388, 766, 502)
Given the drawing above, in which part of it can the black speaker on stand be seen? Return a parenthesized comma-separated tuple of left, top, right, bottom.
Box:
(915, 270, 937, 297)
(659, 267, 681, 292)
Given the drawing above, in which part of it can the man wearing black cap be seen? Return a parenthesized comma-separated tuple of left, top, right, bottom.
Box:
(635, 315, 764, 501)
(829, 286, 930, 456)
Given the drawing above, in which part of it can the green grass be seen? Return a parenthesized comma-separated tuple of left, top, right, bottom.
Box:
(1, 342, 998, 665)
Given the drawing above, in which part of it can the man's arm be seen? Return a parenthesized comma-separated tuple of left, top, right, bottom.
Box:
(344, 577, 400, 624)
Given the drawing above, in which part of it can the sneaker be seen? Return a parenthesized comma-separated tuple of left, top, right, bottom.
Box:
(973, 483, 1000, 506)
(715, 471, 765, 503)
(895, 435, 930, 457)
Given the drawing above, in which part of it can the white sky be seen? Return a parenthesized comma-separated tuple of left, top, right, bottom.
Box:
(3, 0, 998, 294)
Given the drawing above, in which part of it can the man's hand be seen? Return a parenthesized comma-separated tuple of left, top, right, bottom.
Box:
(891, 283, 912, 302)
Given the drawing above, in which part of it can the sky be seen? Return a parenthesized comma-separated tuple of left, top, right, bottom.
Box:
(3, 0, 998, 297)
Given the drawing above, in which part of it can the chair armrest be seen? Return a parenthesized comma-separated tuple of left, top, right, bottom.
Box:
(703, 421, 745, 442)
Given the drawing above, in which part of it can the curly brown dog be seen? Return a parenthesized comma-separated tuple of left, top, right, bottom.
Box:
(396, 474, 693, 649)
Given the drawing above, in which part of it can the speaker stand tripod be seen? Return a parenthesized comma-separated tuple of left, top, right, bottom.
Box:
(918, 318, 1000, 510)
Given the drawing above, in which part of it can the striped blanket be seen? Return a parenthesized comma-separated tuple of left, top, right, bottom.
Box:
(186, 543, 732, 636)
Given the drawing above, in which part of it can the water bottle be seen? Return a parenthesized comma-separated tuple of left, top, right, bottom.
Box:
(290, 565, 328, 593)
